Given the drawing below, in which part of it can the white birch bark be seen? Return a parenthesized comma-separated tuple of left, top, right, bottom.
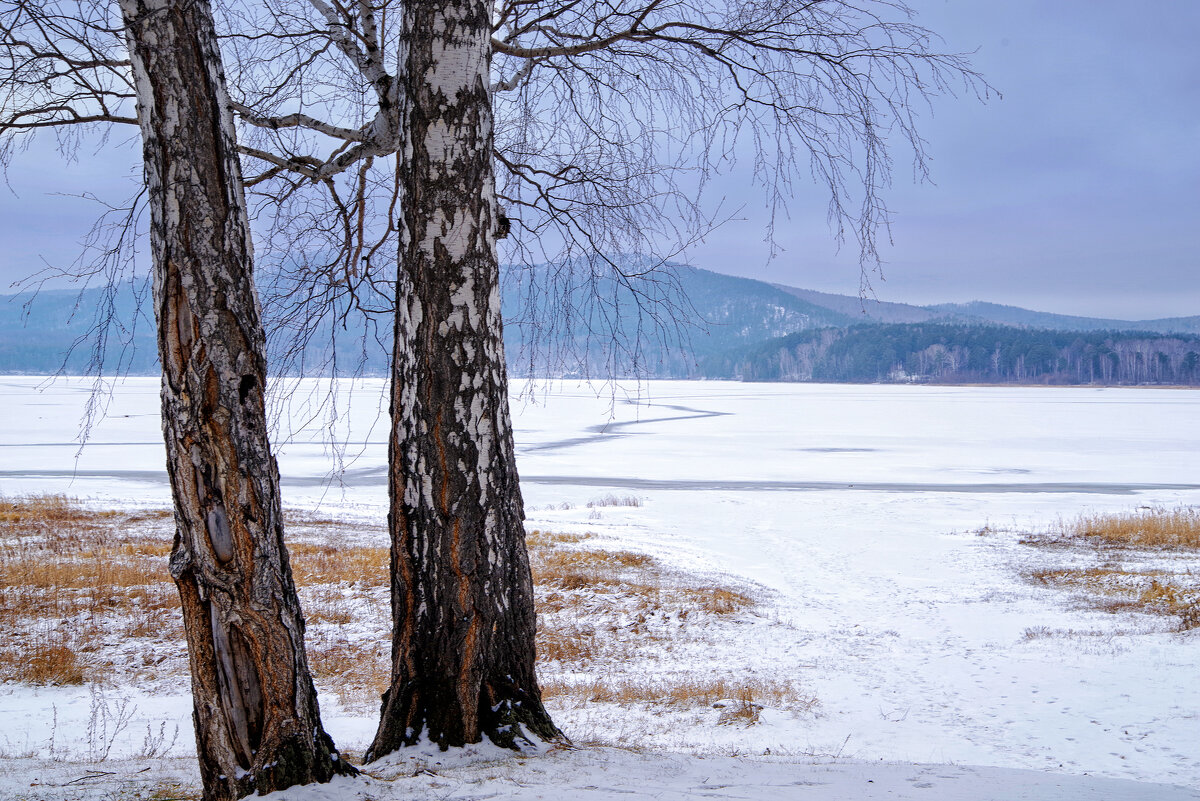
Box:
(367, 0, 561, 757)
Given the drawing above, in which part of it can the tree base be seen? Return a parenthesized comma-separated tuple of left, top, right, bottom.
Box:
(365, 678, 566, 762)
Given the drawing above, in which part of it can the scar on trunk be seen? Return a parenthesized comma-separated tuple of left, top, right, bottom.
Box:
(206, 503, 234, 564)
(210, 604, 266, 768)
(458, 615, 480, 737)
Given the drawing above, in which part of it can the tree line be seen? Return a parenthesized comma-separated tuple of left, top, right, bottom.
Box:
(708, 323, 1200, 385)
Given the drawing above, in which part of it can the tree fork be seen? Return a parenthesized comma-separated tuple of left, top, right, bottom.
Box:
(367, 0, 562, 758)
(118, 0, 354, 796)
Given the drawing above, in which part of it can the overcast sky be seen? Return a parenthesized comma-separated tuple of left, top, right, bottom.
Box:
(689, 0, 1200, 319)
(2, 0, 1198, 320)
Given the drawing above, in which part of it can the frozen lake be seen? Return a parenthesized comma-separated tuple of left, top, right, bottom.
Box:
(3, 377, 1198, 502)
(2, 377, 1199, 789)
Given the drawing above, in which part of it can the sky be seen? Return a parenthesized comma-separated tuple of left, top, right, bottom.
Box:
(688, 0, 1200, 319)
(2, 0, 1198, 320)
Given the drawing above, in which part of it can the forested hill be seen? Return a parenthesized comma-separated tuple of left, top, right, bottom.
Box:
(704, 323, 1200, 385)
(500, 263, 854, 377)
(1, 263, 1196, 386)
(0, 264, 852, 377)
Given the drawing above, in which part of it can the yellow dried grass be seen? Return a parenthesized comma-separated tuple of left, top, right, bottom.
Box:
(288, 541, 389, 587)
(0, 493, 119, 525)
(1059, 506, 1200, 549)
(1, 498, 765, 704)
(542, 676, 816, 716)
(1023, 506, 1200, 630)
(306, 640, 390, 709)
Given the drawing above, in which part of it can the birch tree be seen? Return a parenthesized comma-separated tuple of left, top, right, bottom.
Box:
(2, 1, 354, 797)
(364, 0, 565, 754)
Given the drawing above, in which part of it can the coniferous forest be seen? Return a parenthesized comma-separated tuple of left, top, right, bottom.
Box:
(705, 323, 1200, 385)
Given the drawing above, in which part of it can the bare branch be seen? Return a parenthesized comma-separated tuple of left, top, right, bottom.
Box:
(230, 100, 366, 141)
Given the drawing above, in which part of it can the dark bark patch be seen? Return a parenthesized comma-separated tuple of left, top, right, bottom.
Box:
(238, 374, 257, 404)
(174, 287, 195, 354)
(202, 365, 220, 418)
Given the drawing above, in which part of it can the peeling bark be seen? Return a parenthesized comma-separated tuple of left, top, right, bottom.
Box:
(117, 0, 354, 797)
(367, 0, 562, 758)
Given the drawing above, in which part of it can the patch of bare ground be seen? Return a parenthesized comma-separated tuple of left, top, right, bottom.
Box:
(1019, 505, 1200, 631)
(1, 497, 806, 728)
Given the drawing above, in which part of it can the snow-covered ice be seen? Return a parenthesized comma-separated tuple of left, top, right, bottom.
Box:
(2, 377, 1198, 799)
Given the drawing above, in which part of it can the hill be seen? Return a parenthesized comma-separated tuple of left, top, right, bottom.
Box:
(501, 262, 854, 377)
(772, 284, 1200, 335)
(704, 322, 1200, 385)
(0, 261, 854, 377)
(923, 300, 1200, 335)
(1, 261, 1194, 384)
(0, 282, 159, 375)
(771, 284, 940, 324)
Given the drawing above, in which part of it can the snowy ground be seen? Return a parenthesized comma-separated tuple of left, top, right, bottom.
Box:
(2, 377, 1198, 799)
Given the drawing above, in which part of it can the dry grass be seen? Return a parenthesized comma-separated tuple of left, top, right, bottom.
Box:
(542, 676, 815, 717)
(0, 492, 124, 525)
(0, 495, 397, 688)
(1, 497, 777, 727)
(21, 632, 87, 685)
(526, 529, 593, 547)
(306, 639, 391, 710)
(1057, 506, 1200, 549)
(0, 495, 182, 684)
(288, 541, 390, 586)
(148, 783, 202, 801)
(529, 529, 756, 668)
(1022, 506, 1200, 630)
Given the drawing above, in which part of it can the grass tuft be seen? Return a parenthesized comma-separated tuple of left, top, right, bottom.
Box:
(1059, 506, 1200, 549)
(586, 494, 642, 509)
(1022, 506, 1200, 630)
(25, 635, 86, 685)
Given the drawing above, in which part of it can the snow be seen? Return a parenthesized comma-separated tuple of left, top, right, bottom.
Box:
(257, 748, 1200, 800)
(2, 377, 1199, 799)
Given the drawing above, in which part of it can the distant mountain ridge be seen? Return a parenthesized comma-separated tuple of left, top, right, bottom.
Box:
(771, 285, 941, 324)
(1, 260, 1195, 384)
(922, 300, 1200, 335)
(772, 284, 1200, 335)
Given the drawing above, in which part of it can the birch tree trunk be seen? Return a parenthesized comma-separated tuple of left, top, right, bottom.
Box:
(367, 0, 562, 757)
(118, 0, 354, 797)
